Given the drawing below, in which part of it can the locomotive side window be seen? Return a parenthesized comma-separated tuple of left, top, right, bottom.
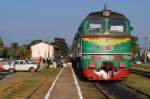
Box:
(87, 20, 104, 33)
(109, 20, 126, 33)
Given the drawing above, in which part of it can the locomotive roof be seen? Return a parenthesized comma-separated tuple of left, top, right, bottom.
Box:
(86, 10, 127, 20)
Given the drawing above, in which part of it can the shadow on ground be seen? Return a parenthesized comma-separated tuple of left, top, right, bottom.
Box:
(0, 72, 11, 80)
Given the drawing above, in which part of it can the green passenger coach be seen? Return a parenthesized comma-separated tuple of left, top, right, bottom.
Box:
(72, 10, 133, 80)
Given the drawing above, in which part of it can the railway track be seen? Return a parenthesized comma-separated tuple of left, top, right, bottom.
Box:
(123, 83, 150, 99)
(93, 82, 140, 99)
(93, 83, 111, 99)
(130, 68, 150, 77)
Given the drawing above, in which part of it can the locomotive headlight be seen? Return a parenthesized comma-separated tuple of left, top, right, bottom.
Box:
(123, 55, 131, 60)
(103, 10, 111, 17)
(82, 55, 91, 60)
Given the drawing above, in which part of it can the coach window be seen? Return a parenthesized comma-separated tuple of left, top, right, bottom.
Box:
(14, 61, 19, 65)
(108, 19, 127, 33)
(20, 61, 25, 64)
(87, 20, 105, 33)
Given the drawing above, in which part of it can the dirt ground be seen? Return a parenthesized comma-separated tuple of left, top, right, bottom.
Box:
(0, 65, 107, 99)
(0, 68, 61, 99)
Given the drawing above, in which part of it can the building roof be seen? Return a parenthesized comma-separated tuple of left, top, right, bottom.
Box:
(31, 42, 52, 49)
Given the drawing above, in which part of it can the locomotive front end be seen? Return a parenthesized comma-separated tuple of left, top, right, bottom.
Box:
(81, 10, 132, 80)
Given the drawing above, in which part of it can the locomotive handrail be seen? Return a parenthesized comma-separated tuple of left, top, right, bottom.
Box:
(82, 53, 132, 55)
(82, 34, 132, 38)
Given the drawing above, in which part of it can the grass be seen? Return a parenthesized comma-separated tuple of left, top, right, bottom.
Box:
(30, 68, 61, 99)
(124, 74, 150, 95)
(0, 68, 61, 99)
(131, 64, 150, 72)
(40, 68, 60, 77)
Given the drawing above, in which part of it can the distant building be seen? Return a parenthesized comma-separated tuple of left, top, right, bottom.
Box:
(30, 42, 54, 60)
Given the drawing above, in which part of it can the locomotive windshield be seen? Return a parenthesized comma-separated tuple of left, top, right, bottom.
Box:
(87, 20, 104, 33)
(108, 19, 127, 33)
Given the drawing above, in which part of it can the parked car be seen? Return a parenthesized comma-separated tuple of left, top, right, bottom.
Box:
(0, 64, 4, 72)
(3, 60, 39, 73)
(26, 59, 38, 64)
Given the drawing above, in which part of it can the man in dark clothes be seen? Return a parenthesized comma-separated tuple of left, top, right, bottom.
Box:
(47, 58, 51, 67)
(43, 58, 46, 65)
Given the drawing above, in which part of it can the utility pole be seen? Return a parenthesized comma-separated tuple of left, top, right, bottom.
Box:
(2, 40, 5, 58)
(48, 40, 52, 59)
(48, 41, 50, 58)
(144, 37, 148, 63)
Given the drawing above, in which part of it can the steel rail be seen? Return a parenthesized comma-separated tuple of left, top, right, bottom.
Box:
(93, 82, 140, 99)
(93, 83, 111, 99)
(123, 83, 150, 99)
(130, 68, 150, 78)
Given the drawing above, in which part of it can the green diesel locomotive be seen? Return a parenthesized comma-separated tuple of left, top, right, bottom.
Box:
(72, 10, 133, 80)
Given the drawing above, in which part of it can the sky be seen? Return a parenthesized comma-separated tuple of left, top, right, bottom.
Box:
(0, 0, 149, 48)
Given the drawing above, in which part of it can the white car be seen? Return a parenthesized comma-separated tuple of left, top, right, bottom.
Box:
(3, 60, 39, 73)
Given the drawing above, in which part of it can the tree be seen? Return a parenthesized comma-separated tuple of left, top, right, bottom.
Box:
(7, 40, 43, 58)
(11, 42, 18, 49)
(7, 42, 19, 58)
(131, 36, 140, 55)
(52, 38, 69, 56)
(0, 38, 4, 57)
(16, 47, 29, 58)
(3, 47, 8, 58)
(7, 48, 16, 58)
(24, 40, 42, 49)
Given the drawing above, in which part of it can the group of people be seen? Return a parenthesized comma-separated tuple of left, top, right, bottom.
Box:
(38, 56, 63, 68)
(43, 58, 52, 67)
(38, 57, 51, 67)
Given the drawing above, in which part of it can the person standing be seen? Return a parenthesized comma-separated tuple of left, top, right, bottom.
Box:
(47, 58, 51, 68)
(39, 56, 42, 67)
(43, 58, 46, 65)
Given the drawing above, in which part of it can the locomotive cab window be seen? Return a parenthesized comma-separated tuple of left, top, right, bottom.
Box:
(108, 19, 127, 33)
(87, 20, 104, 33)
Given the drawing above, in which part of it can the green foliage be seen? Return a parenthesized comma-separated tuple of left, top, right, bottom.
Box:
(0, 38, 4, 57)
(25, 40, 42, 49)
(1, 38, 69, 58)
(7, 42, 19, 58)
(40, 68, 61, 77)
(16, 47, 29, 58)
(52, 38, 69, 56)
(125, 74, 150, 96)
(131, 36, 140, 55)
(7, 42, 29, 58)
(132, 64, 150, 72)
(11, 42, 18, 49)
(7, 48, 18, 58)
(7, 40, 43, 58)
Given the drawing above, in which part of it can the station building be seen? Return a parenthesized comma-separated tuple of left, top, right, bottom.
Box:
(30, 42, 54, 61)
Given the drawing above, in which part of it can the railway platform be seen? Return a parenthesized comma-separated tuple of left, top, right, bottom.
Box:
(44, 63, 83, 99)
